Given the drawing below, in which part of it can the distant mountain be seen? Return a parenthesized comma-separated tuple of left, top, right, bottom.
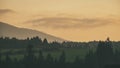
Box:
(0, 22, 65, 42)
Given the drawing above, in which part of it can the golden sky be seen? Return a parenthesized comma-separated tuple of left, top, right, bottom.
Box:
(0, 0, 120, 41)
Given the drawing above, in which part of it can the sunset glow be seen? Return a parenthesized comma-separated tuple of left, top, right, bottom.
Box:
(0, 0, 120, 41)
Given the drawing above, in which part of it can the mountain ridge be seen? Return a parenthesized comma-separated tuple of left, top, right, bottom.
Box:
(0, 22, 65, 42)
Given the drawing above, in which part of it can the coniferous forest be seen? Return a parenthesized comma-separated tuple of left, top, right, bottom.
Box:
(1, 0, 120, 68)
(0, 37, 120, 68)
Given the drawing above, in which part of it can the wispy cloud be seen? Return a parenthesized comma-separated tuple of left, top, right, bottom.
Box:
(0, 9, 14, 15)
(26, 17, 114, 29)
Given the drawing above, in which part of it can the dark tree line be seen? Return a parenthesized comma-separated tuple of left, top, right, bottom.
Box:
(0, 37, 62, 50)
(1, 37, 120, 49)
(0, 38, 120, 68)
(0, 36, 98, 49)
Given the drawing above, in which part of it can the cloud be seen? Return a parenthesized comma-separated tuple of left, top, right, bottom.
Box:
(0, 9, 14, 15)
(26, 17, 113, 29)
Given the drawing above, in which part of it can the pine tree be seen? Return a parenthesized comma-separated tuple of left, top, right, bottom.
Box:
(59, 51, 66, 64)
(96, 38, 113, 68)
(38, 50, 44, 63)
(46, 53, 54, 68)
(43, 38, 48, 45)
(25, 45, 35, 68)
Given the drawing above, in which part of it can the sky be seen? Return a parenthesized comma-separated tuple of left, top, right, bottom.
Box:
(0, 0, 120, 41)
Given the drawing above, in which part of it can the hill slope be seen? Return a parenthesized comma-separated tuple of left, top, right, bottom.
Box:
(0, 22, 65, 42)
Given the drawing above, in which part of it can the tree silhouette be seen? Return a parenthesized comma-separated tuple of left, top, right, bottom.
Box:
(43, 38, 48, 45)
(24, 45, 35, 68)
(84, 50, 98, 68)
(58, 51, 66, 68)
(38, 50, 44, 62)
(37, 50, 44, 68)
(5, 53, 12, 68)
(73, 56, 83, 68)
(0, 37, 120, 68)
(59, 51, 66, 63)
(96, 38, 113, 68)
(46, 53, 54, 68)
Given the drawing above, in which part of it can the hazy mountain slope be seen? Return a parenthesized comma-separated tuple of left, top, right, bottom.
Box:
(0, 22, 65, 42)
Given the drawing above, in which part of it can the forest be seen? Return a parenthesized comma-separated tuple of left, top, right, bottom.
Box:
(0, 37, 120, 68)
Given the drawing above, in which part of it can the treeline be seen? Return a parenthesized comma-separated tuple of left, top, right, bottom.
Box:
(0, 36, 90, 50)
(0, 36, 120, 49)
(0, 36, 61, 49)
(0, 39, 120, 68)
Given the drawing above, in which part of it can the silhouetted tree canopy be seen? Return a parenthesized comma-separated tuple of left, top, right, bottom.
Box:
(0, 37, 120, 68)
